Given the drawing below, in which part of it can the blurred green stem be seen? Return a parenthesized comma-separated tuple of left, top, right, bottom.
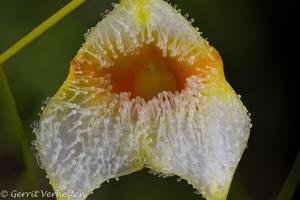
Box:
(0, 0, 88, 189)
(277, 147, 300, 200)
(0, 65, 36, 186)
(0, 0, 87, 188)
(0, 0, 86, 64)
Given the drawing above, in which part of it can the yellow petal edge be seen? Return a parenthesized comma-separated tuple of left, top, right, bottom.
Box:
(34, 0, 251, 200)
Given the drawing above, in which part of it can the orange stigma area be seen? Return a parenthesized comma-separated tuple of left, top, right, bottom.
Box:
(72, 43, 223, 100)
(102, 44, 195, 100)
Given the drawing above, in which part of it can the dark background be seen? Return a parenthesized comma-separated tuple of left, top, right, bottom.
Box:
(0, 0, 298, 199)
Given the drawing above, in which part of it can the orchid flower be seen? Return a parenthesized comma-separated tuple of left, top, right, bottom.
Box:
(34, 0, 251, 199)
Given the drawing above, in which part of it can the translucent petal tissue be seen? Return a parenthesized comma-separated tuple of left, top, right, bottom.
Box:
(34, 0, 251, 199)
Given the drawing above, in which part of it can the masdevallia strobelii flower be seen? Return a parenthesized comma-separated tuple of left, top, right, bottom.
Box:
(34, 0, 251, 199)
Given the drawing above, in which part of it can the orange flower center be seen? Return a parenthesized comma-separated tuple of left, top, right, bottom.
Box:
(71, 43, 222, 100)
